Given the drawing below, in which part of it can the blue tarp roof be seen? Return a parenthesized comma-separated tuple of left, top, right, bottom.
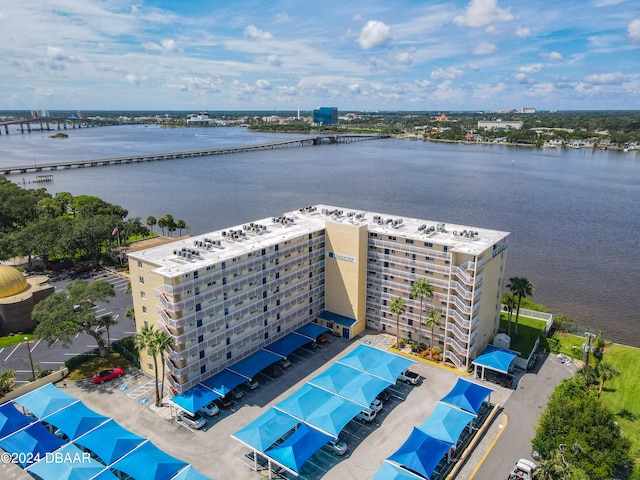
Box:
(43, 401, 108, 440)
(171, 465, 212, 480)
(26, 442, 106, 480)
(0, 422, 66, 467)
(0, 402, 35, 439)
(263, 333, 311, 357)
(171, 384, 221, 415)
(266, 423, 333, 474)
(275, 384, 362, 437)
(418, 402, 475, 444)
(201, 369, 247, 395)
(308, 363, 392, 408)
(13, 383, 77, 418)
(374, 461, 426, 480)
(227, 349, 281, 380)
(318, 311, 357, 327)
(111, 441, 187, 480)
(295, 322, 329, 339)
(472, 345, 518, 374)
(74, 419, 145, 465)
(440, 378, 493, 415)
(232, 408, 299, 452)
(388, 427, 453, 480)
(338, 344, 415, 382)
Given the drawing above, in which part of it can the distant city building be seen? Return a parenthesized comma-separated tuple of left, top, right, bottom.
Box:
(187, 112, 216, 125)
(128, 205, 510, 393)
(313, 107, 338, 125)
(478, 120, 523, 130)
(521, 107, 536, 114)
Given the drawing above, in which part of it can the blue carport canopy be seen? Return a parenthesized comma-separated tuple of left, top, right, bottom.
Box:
(227, 349, 281, 380)
(232, 408, 299, 452)
(338, 344, 415, 382)
(418, 402, 475, 444)
(74, 419, 145, 465)
(388, 427, 453, 480)
(201, 369, 247, 396)
(0, 402, 35, 438)
(26, 443, 106, 480)
(171, 465, 212, 480)
(440, 378, 493, 415)
(275, 384, 362, 437)
(111, 441, 187, 480)
(171, 384, 221, 415)
(0, 422, 66, 467)
(13, 383, 77, 418)
(295, 322, 329, 340)
(472, 345, 518, 374)
(309, 363, 392, 408)
(266, 423, 333, 474)
(374, 461, 426, 480)
(263, 333, 312, 357)
(43, 401, 108, 440)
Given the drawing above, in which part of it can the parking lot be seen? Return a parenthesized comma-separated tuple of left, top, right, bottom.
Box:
(57, 331, 515, 480)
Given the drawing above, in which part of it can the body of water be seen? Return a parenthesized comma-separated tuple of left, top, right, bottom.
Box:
(2, 125, 639, 346)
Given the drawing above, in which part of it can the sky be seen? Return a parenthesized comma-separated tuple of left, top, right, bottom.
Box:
(1, 0, 639, 112)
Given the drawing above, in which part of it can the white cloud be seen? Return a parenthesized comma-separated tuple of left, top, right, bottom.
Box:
(430, 80, 465, 102)
(453, 0, 514, 28)
(274, 13, 292, 23)
(256, 79, 271, 89)
(514, 73, 531, 83)
(628, 19, 640, 44)
(353, 14, 363, 22)
(515, 26, 530, 37)
(431, 67, 465, 80)
(518, 63, 543, 73)
(524, 82, 554, 97)
(414, 79, 431, 88)
(472, 41, 496, 55)
(143, 39, 181, 53)
(540, 51, 563, 63)
(126, 74, 140, 86)
(267, 54, 281, 67)
(473, 82, 505, 98)
(485, 26, 498, 35)
(245, 25, 273, 40)
(349, 83, 361, 93)
(583, 72, 626, 84)
(42, 46, 79, 70)
(358, 20, 391, 50)
(595, 0, 624, 5)
(395, 52, 412, 65)
(468, 62, 480, 71)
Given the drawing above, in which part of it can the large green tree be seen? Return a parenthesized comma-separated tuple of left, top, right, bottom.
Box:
(410, 279, 433, 347)
(507, 277, 533, 335)
(532, 376, 632, 480)
(134, 325, 161, 407)
(32, 279, 116, 357)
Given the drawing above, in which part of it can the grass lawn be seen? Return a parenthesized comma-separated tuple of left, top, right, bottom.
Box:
(499, 313, 546, 357)
(66, 352, 135, 381)
(0, 333, 38, 348)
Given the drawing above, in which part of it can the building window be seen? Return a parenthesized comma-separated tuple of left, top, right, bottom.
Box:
(226, 338, 230, 345)
(197, 319, 202, 328)
(406, 239, 414, 244)
(194, 271, 199, 279)
(142, 306, 147, 313)
(277, 325, 281, 333)
(198, 335, 203, 343)
(196, 303, 201, 312)
(199, 350, 205, 359)
(201, 365, 206, 374)
(265, 332, 269, 339)
(425, 242, 433, 248)
(137, 261, 142, 268)
(139, 276, 144, 284)
(227, 352, 232, 360)
(140, 291, 145, 299)
(443, 246, 448, 252)
(148, 363, 154, 370)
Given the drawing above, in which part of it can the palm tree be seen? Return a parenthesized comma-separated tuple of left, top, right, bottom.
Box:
(176, 219, 186, 236)
(97, 314, 118, 353)
(157, 217, 167, 236)
(507, 277, 533, 335)
(411, 279, 433, 347)
(596, 361, 620, 399)
(577, 364, 598, 388)
(146, 215, 156, 233)
(389, 297, 407, 349)
(0, 369, 15, 395)
(125, 307, 135, 324)
(134, 325, 160, 406)
(153, 329, 174, 406)
(504, 293, 515, 337)
(424, 309, 441, 359)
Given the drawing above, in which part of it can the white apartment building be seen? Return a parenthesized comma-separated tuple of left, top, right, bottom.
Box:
(128, 205, 509, 393)
(477, 120, 524, 130)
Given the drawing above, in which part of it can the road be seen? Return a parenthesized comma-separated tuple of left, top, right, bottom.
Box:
(1, 270, 135, 383)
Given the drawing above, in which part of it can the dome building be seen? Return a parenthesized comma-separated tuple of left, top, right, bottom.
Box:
(0, 265, 54, 334)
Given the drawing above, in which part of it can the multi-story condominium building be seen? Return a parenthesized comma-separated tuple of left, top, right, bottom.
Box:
(128, 205, 509, 393)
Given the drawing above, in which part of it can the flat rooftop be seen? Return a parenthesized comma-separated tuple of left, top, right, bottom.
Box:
(127, 205, 509, 278)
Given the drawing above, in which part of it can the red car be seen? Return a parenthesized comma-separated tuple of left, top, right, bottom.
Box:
(93, 367, 124, 384)
(316, 334, 328, 345)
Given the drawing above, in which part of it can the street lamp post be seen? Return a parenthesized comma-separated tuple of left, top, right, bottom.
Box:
(24, 337, 35, 381)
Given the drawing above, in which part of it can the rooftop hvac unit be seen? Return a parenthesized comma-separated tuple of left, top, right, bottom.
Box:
(418, 224, 426, 231)
(173, 250, 178, 255)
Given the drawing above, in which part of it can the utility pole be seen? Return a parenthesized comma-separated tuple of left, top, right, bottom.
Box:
(24, 337, 35, 380)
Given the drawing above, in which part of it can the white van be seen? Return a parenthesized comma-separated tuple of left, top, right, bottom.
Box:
(355, 408, 376, 423)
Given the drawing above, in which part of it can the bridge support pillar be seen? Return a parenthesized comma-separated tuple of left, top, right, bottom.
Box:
(20, 123, 24, 133)
(27, 123, 31, 133)
(46, 121, 50, 130)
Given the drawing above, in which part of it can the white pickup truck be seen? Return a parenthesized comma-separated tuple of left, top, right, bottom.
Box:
(397, 369, 420, 385)
(507, 459, 536, 480)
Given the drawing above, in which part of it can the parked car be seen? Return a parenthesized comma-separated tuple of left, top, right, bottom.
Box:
(397, 369, 420, 385)
(264, 364, 282, 377)
(316, 334, 328, 344)
(479, 369, 514, 388)
(527, 354, 537, 371)
(93, 367, 124, 384)
(177, 410, 206, 430)
(279, 358, 291, 368)
(377, 389, 392, 402)
(242, 379, 260, 390)
(230, 388, 245, 400)
(214, 395, 233, 408)
(355, 408, 377, 423)
(198, 400, 220, 417)
(507, 458, 537, 480)
(322, 438, 348, 456)
(369, 398, 383, 413)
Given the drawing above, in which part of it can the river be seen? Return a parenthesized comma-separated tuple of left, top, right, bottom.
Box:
(2, 125, 639, 346)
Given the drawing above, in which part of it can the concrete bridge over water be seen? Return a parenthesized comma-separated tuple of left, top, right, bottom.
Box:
(0, 117, 132, 135)
(0, 134, 386, 175)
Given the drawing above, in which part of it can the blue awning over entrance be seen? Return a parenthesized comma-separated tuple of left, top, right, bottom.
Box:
(263, 333, 312, 357)
(318, 311, 357, 327)
(201, 370, 247, 396)
(171, 384, 221, 415)
(227, 350, 281, 380)
(295, 322, 329, 340)
(472, 345, 518, 374)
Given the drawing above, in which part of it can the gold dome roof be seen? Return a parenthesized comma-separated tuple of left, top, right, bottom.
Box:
(0, 265, 29, 298)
